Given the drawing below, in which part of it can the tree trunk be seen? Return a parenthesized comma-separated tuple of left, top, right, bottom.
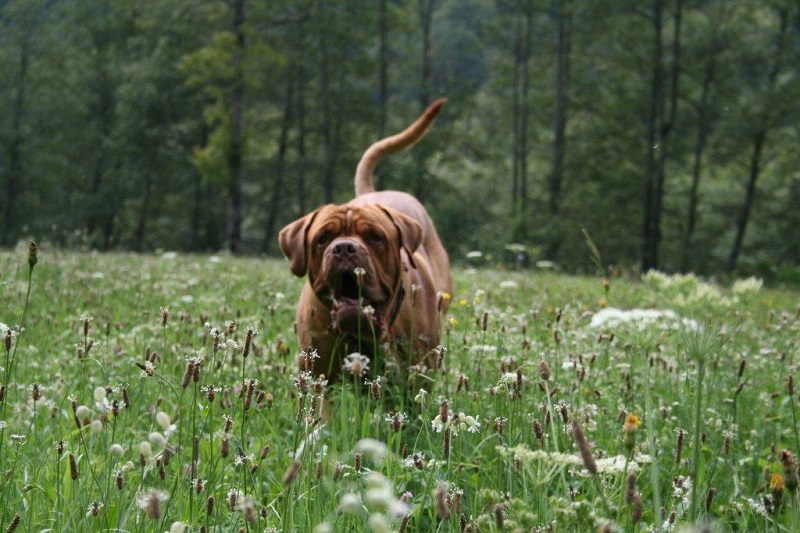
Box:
(191, 124, 210, 249)
(727, 130, 765, 272)
(547, 1, 571, 258)
(133, 150, 158, 252)
(681, 60, 713, 271)
(2, 32, 29, 246)
(319, 0, 335, 204)
(726, 7, 788, 272)
(86, 54, 115, 246)
(264, 74, 294, 253)
(511, 0, 532, 242)
(415, 0, 437, 199)
(378, 0, 389, 138)
(641, 0, 664, 273)
(227, 0, 246, 254)
(295, 13, 307, 216)
(651, 0, 682, 267)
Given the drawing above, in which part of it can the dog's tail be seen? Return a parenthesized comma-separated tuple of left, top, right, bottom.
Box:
(355, 98, 446, 196)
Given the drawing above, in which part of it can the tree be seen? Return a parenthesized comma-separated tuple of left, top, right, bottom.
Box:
(546, 0, 572, 258)
(726, 4, 794, 273)
(641, 0, 682, 272)
(510, 0, 533, 242)
(0, 1, 36, 245)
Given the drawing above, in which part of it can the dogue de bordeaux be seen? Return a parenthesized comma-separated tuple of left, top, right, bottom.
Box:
(279, 99, 451, 380)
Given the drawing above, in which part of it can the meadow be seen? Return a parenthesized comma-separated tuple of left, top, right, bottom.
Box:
(0, 243, 798, 532)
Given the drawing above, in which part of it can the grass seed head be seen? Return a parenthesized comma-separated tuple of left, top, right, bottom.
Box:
(631, 493, 643, 523)
(572, 421, 597, 474)
(539, 360, 550, 381)
(705, 487, 717, 512)
(6, 513, 21, 533)
(69, 453, 79, 480)
(27, 241, 38, 268)
(282, 460, 301, 485)
(493, 503, 505, 529)
(434, 483, 450, 519)
(206, 496, 215, 516)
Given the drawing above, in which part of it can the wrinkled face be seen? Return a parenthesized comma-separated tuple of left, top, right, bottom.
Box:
(280, 204, 422, 335)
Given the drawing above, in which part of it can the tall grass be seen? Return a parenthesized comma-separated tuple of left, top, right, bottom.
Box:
(0, 246, 797, 531)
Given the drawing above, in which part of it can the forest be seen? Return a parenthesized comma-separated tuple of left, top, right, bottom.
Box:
(1, 0, 798, 279)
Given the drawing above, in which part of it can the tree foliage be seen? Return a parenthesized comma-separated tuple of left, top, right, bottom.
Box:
(0, 0, 798, 277)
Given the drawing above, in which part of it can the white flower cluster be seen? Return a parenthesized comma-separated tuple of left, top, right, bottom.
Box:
(589, 307, 699, 332)
(498, 444, 654, 475)
(336, 469, 410, 533)
(430, 412, 481, 435)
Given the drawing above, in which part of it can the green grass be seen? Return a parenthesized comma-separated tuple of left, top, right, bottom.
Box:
(1, 246, 799, 532)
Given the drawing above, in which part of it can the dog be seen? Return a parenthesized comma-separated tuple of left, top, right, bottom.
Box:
(279, 99, 452, 381)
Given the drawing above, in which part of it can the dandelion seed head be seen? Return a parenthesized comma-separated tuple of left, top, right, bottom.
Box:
(148, 432, 166, 449)
(355, 438, 389, 465)
(92, 387, 106, 403)
(155, 411, 171, 430)
(339, 492, 362, 514)
(368, 513, 392, 533)
(139, 441, 153, 458)
(109, 443, 124, 457)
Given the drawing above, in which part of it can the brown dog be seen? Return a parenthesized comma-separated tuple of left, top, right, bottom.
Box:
(279, 99, 451, 380)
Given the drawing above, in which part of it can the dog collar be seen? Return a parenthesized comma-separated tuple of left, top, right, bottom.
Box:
(386, 286, 405, 328)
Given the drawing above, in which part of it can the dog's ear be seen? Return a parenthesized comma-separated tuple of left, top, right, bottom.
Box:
(378, 206, 423, 269)
(279, 209, 321, 277)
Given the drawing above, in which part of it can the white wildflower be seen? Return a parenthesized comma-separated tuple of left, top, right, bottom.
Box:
(355, 438, 389, 465)
(342, 352, 370, 376)
(732, 277, 762, 295)
(368, 513, 392, 533)
(414, 389, 428, 404)
(339, 492, 362, 514)
(148, 432, 166, 449)
(109, 443, 125, 457)
(155, 411, 171, 430)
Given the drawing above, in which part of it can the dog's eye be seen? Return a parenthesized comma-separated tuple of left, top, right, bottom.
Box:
(314, 233, 332, 248)
(366, 231, 385, 244)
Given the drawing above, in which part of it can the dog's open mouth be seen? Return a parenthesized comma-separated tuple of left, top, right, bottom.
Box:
(329, 271, 384, 334)
(334, 271, 361, 300)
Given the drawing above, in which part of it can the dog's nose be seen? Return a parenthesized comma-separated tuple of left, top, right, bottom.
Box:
(332, 240, 358, 257)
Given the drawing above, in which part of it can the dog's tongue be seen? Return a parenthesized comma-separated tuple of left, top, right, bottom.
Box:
(330, 298, 383, 334)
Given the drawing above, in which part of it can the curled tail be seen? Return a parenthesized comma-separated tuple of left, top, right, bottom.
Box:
(355, 98, 446, 196)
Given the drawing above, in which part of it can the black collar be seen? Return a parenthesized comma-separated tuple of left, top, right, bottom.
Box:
(386, 286, 405, 328)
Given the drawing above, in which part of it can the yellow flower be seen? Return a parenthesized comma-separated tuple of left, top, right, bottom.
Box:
(598, 298, 608, 308)
(623, 415, 642, 431)
(459, 298, 468, 307)
(447, 317, 458, 327)
(771, 472, 785, 493)
(622, 414, 642, 451)
(771, 472, 785, 507)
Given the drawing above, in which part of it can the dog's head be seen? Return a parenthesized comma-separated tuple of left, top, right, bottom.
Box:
(279, 204, 422, 334)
